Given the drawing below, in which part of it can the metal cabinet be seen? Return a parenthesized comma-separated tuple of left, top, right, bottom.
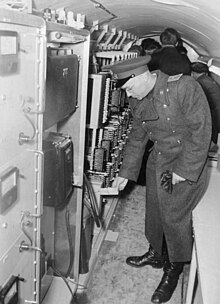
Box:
(0, 9, 45, 304)
(0, 8, 90, 304)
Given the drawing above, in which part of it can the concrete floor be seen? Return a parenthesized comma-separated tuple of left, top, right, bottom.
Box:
(72, 182, 189, 304)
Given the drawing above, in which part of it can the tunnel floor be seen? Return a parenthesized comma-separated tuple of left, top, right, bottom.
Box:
(72, 181, 190, 304)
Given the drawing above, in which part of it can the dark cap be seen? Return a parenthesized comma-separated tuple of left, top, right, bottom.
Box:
(110, 56, 151, 80)
(191, 61, 209, 74)
(128, 45, 144, 56)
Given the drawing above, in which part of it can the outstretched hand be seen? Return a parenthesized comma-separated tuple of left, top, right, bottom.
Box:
(112, 176, 128, 191)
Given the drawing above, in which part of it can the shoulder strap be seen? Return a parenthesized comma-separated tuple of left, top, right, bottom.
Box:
(167, 73, 183, 83)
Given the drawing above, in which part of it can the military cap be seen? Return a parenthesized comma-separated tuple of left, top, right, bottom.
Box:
(110, 55, 151, 79)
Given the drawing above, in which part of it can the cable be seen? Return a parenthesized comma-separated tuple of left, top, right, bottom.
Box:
(52, 267, 75, 298)
(20, 213, 33, 246)
(23, 107, 36, 141)
(64, 209, 74, 278)
(21, 221, 33, 246)
(89, 0, 117, 18)
(83, 173, 101, 228)
(66, 277, 87, 290)
(51, 266, 87, 296)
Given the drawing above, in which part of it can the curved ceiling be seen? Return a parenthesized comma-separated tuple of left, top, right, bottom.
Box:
(33, 0, 220, 61)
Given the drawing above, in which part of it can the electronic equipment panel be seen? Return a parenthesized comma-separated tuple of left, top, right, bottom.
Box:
(43, 54, 79, 130)
(43, 132, 74, 208)
(87, 72, 111, 128)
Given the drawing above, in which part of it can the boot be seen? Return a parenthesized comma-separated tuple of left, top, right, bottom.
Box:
(151, 261, 184, 303)
(126, 245, 164, 268)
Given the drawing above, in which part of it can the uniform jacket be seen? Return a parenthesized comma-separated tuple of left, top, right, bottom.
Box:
(196, 73, 220, 143)
(119, 71, 212, 261)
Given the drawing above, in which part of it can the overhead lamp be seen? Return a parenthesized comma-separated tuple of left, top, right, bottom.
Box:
(150, 0, 198, 9)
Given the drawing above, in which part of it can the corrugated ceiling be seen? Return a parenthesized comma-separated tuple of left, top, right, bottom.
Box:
(33, 0, 220, 61)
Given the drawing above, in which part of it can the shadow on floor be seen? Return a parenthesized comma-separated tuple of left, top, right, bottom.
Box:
(72, 293, 91, 304)
(72, 182, 189, 304)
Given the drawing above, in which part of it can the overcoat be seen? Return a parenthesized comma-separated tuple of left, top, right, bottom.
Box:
(119, 71, 212, 262)
(196, 73, 220, 143)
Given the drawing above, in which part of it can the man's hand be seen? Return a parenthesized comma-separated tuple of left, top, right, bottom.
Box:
(112, 176, 128, 191)
(172, 172, 186, 185)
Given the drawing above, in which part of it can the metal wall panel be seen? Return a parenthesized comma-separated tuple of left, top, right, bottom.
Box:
(0, 10, 45, 304)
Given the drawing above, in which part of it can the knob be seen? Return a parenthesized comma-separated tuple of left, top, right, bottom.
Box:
(55, 32, 62, 39)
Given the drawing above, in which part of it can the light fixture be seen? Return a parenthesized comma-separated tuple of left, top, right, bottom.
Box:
(150, 0, 198, 9)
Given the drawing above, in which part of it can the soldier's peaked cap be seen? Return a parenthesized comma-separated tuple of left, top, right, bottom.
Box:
(110, 55, 151, 79)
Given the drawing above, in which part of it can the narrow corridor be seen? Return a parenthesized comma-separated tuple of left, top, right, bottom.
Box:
(73, 182, 188, 304)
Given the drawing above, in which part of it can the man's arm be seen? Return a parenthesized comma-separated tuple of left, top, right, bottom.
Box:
(173, 77, 212, 182)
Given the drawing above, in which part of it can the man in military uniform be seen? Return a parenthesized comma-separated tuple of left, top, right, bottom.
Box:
(191, 61, 220, 145)
(111, 56, 211, 303)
